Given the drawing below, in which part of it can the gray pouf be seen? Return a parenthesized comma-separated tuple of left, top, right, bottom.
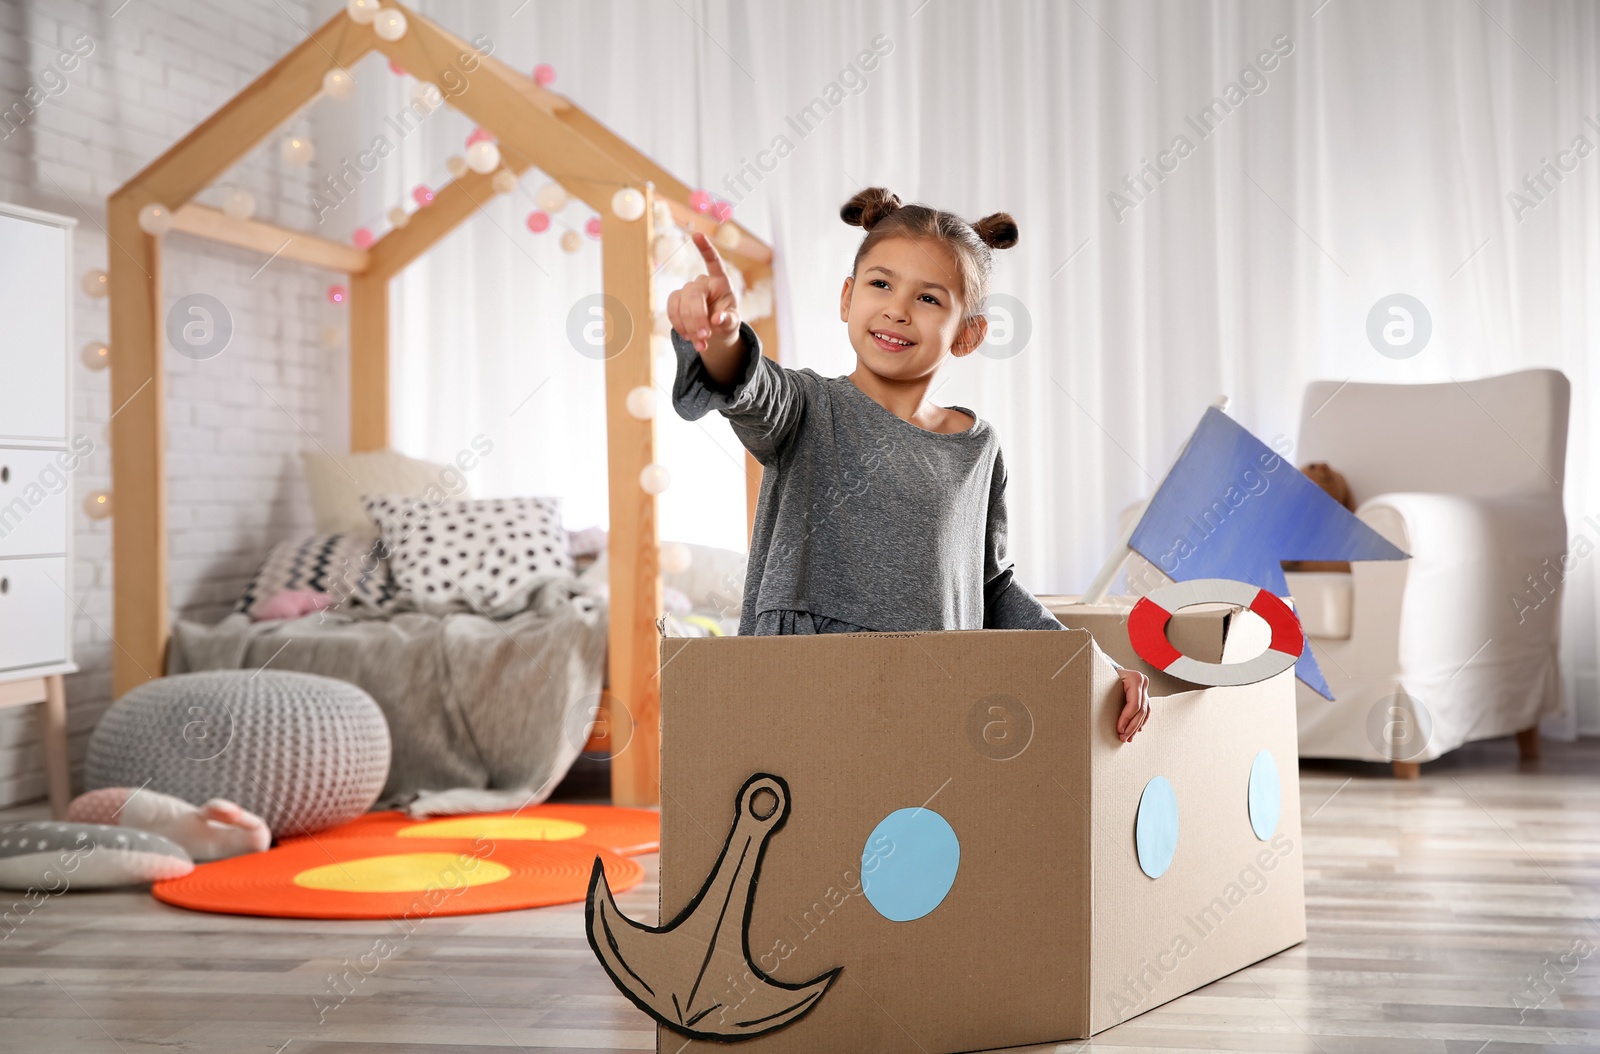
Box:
(86, 671, 391, 839)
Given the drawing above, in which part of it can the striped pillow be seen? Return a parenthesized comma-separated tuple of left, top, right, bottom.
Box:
(235, 534, 396, 619)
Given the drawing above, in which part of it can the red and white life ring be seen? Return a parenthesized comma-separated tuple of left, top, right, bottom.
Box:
(1128, 578, 1304, 687)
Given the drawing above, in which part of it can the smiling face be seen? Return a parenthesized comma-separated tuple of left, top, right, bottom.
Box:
(840, 236, 988, 383)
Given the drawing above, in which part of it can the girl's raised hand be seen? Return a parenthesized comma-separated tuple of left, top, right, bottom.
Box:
(667, 232, 742, 357)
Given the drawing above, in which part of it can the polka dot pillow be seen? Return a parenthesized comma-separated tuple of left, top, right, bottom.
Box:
(363, 495, 573, 617)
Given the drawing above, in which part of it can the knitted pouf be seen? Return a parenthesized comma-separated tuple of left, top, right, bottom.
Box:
(86, 671, 391, 838)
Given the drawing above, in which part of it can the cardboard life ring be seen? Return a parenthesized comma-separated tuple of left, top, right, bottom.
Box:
(1129, 578, 1304, 686)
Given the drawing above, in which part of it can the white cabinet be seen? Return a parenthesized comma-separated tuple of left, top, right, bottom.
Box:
(0, 557, 69, 670)
(0, 201, 75, 679)
(0, 209, 69, 443)
(0, 201, 76, 818)
(0, 447, 71, 558)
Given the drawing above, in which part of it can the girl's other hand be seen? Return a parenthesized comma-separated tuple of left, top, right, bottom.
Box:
(1116, 667, 1150, 743)
(667, 232, 743, 356)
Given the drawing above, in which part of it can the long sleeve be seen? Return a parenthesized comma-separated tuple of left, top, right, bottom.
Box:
(981, 446, 1065, 630)
(670, 322, 808, 466)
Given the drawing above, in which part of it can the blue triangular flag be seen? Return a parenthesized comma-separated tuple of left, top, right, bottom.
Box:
(1127, 407, 1409, 699)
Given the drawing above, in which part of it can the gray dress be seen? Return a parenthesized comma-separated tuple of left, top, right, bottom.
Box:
(671, 322, 1070, 639)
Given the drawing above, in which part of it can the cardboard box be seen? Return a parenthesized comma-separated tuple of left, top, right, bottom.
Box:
(651, 603, 1305, 1052)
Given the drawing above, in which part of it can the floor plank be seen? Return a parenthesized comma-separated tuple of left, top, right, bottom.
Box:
(2, 737, 1598, 1052)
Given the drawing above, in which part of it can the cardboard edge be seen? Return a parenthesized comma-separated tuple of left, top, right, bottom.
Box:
(1085, 635, 1124, 682)
(658, 635, 699, 672)
(1080, 633, 1124, 1036)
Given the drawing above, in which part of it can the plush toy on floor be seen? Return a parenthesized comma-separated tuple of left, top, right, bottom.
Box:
(68, 787, 271, 862)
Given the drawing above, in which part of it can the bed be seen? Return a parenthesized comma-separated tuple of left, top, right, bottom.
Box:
(166, 476, 746, 813)
(104, 4, 780, 807)
(172, 594, 607, 812)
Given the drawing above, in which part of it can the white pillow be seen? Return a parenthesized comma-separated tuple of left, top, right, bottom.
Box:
(302, 450, 470, 535)
(364, 495, 572, 617)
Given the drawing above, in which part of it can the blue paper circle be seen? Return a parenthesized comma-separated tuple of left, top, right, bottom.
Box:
(1248, 749, 1281, 840)
(1135, 776, 1179, 879)
(860, 808, 960, 922)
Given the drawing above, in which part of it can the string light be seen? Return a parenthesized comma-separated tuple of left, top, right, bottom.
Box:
(465, 140, 500, 174)
(80, 341, 109, 371)
(639, 463, 671, 495)
(322, 68, 355, 100)
(611, 187, 645, 221)
(222, 188, 255, 220)
(534, 182, 568, 212)
(373, 9, 408, 41)
(136, 203, 173, 236)
(281, 135, 315, 166)
(625, 386, 656, 420)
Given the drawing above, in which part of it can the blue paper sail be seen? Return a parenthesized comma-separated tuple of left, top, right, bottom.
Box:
(1127, 407, 1409, 699)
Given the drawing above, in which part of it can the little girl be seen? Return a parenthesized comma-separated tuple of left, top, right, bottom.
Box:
(668, 187, 1150, 742)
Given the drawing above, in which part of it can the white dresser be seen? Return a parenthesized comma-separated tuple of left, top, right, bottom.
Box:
(0, 200, 77, 817)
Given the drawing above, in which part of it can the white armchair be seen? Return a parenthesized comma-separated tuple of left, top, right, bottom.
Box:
(1290, 368, 1569, 774)
(1122, 369, 1570, 776)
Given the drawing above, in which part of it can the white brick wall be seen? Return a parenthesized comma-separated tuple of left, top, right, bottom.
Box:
(0, 0, 347, 807)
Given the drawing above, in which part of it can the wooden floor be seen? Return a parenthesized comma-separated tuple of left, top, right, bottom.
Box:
(3, 738, 1598, 1053)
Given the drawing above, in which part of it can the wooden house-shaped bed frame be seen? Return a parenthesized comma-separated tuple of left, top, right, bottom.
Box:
(106, 2, 775, 807)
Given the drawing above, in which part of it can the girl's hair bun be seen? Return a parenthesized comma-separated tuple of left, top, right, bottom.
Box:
(840, 187, 903, 230)
(972, 211, 1019, 250)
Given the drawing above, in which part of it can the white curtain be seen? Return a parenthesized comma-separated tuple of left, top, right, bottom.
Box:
(352, 0, 1600, 732)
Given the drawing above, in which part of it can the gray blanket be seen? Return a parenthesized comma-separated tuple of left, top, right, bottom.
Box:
(170, 586, 610, 812)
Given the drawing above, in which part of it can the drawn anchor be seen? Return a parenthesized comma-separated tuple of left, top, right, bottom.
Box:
(586, 773, 841, 1039)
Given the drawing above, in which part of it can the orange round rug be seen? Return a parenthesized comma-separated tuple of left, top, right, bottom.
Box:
(285, 804, 660, 857)
(152, 837, 642, 919)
